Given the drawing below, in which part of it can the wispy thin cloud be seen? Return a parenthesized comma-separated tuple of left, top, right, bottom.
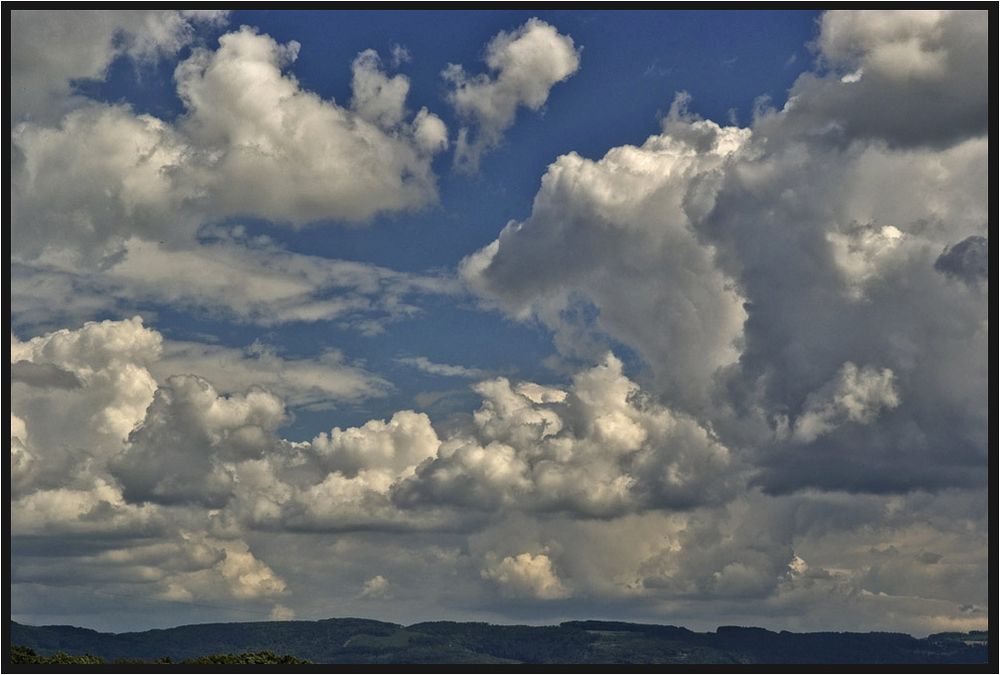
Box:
(396, 356, 486, 378)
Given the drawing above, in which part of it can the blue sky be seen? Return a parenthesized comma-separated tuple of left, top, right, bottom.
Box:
(10, 9, 988, 636)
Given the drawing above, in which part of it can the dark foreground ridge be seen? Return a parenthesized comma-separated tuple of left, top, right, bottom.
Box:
(9, 618, 989, 665)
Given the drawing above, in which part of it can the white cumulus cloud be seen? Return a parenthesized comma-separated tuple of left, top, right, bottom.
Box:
(13, 25, 450, 261)
(444, 18, 580, 170)
(482, 552, 569, 599)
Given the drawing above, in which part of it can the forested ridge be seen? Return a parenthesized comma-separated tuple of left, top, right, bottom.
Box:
(9, 619, 988, 664)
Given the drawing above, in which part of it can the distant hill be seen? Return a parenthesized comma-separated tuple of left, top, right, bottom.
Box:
(9, 618, 989, 665)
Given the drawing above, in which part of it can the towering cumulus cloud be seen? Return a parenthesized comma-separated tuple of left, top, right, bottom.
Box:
(462, 95, 749, 410)
(465, 9, 987, 496)
(699, 12, 987, 495)
(450, 8, 986, 631)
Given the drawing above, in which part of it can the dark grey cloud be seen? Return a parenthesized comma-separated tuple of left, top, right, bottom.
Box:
(111, 375, 285, 508)
(755, 10, 988, 150)
(934, 235, 988, 285)
(703, 149, 987, 494)
(917, 551, 943, 565)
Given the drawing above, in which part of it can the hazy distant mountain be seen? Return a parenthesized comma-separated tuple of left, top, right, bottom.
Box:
(9, 619, 988, 664)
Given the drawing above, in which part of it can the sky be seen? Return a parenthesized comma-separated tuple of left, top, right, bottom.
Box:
(8, 9, 990, 636)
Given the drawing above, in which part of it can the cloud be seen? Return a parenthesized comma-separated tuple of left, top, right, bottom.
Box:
(789, 362, 899, 444)
(350, 49, 411, 129)
(269, 604, 297, 620)
(818, 10, 952, 81)
(390, 44, 411, 67)
(462, 11, 987, 498)
(462, 94, 750, 410)
(460, 487, 986, 634)
(826, 224, 906, 299)
(411, 107, 450, 155)
(17, 322, 730, 531)
(11, 316, 162, 456)
(12, 26, 450, 262)
(175, 27, 445, 224)
(10, 479, 160, 538)
(12, 104, 195, 259)
(396, 356, 486, 379)
(228, 411, 446, 532)
(46, 341, 438, 532)
(9, 316, 987, 633)
(395, 354, 736, 517)
(700, 105, 986, 494)
(152, 536, 287, 603)
(312, 411, 440, 480)
(8, 10, 988, 633)
(112, 374, 288, 507)
(153, 340, 388, 410)
(359, 575, 392, 599)
(9, 10, 227, 123)
(444, 18, 580, 170)
(9, 414, 35, 497)
(11, 362, 82, 389)
(9, 319, 290, 610)
(758, 10, 988, 148)
(482, 552, 569, 600)
(934, 235, 988, 286)
(9, 317, 390, 520)
(12, 231, 459, 333)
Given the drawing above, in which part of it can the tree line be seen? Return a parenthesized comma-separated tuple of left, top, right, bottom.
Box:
(10, 645, 311, 665)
